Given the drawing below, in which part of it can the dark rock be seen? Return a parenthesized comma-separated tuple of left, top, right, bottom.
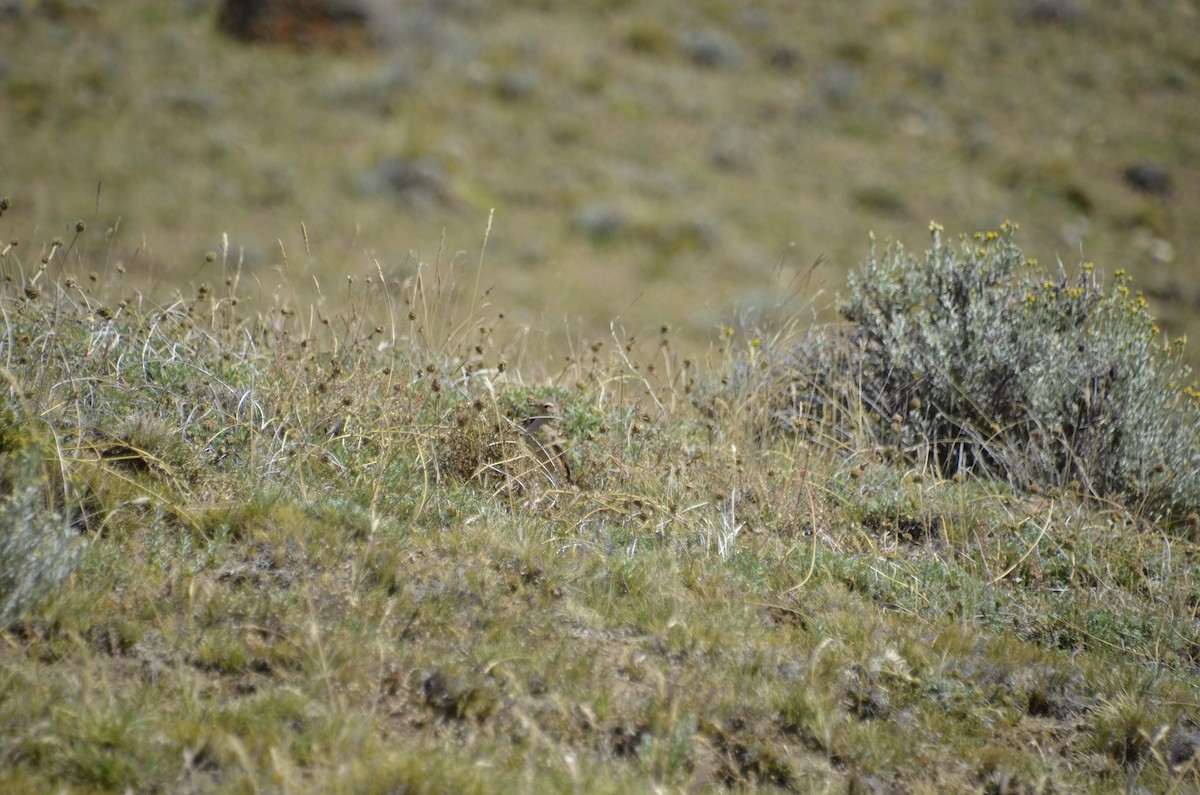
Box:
(217, 0, 385, 50)
(817, 60, 861, 109)
(363, 156, 456, 212)
(573, 203, 627, 242)
(679, 29, 742, 69)
(492, 69, 538, 102)
(765, 44, 802, 71)
(1123, 163, 1173, 197)
(1021, 0, 1087, 27)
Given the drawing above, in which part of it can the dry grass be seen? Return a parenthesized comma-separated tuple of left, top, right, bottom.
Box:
(2, 3, 1199, 790)
(1, 0, 1197, 364)
(1, 215, 1199, 793)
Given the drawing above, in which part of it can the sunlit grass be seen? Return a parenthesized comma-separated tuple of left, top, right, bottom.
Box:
(1, 212, 1198, 792)
(1, 1, 1197, 364)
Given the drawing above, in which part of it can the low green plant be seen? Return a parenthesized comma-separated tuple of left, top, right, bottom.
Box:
(738, 222, 1200, 520)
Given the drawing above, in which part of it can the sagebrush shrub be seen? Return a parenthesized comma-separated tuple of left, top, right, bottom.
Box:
(0, 421, 85, 631)
(743, 222, 1200, 519)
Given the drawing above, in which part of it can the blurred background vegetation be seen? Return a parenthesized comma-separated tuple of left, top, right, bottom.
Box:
(1, 0, 1196, 360)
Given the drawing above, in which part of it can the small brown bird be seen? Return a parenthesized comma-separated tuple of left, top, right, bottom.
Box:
(521, 398, 571, 486)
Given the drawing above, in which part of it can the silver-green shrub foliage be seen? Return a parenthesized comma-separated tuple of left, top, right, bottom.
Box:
(0, 439, 85, 631)
(775, 223, 1200, 518)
